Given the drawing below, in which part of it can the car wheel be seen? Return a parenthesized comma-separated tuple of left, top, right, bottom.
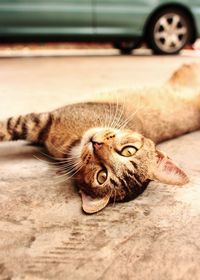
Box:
(114, 40, 137, 55)
(147, 8, 192, 54)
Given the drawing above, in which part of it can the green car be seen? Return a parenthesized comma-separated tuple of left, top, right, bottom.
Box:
(0, 0, 200, 54)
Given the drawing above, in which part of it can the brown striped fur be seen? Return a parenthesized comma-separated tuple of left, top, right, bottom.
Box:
(0, 112, 52, 143)
(0, 63, 200, 212)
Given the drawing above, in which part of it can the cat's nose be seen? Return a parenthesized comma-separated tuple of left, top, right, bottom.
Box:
(91, 140, 103, 151)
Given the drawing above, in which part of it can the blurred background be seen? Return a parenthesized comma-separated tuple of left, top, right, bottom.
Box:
(0, 0, 200, 55)
(0, 0, 199, 118)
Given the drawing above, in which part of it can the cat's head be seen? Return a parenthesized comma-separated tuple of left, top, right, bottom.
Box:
(71, 127, 189, 213)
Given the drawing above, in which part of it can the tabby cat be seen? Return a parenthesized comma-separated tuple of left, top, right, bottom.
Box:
(0, 63, 200, 213)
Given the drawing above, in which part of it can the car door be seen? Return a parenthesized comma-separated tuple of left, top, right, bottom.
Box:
(94, 0, 152, 36)
(0, 0, 93, 36)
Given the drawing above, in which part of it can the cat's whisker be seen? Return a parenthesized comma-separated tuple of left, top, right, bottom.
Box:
(108, 93, 117, 128)
(47, 166, 66, 176)
(52, 175, 70, 186)
(34, 153, 83, 180)
(114, 93, 126, 130)
(62, 160, 83, 172)
(104, 96, 111, 128)
(39, 164, 71, 179)
(118, 103, 146, 130)
(62, 164, 83, 174)
(48, 141, 68, 154)
(39, 165, 70, 185)
(65, 164, 84, 179)
(110, 93, 119, 129)
(110, 92, 120, 129)
(101, 110, 106, 128)
(102, 96, 109, 128)
(62, 155, 80, 161)
(52, 164, 82, 175)
(39, 149, 80, 163)
(116, 96, 144, 129)
(57, 158, 81, 166)
(33, 155, 53, 166)
(34, 154, 78, 168)
(48, 141, 82, 162)
(58, 157, 81, 165)
(51, 162, 81, 173)
(34, 157, 73, 171)
(59, 160, 83, 171)
(47, 141, 84, 163)
(113, 94, 126, 129)
(107, 93, 116, 128)
(38, 150, 67, 161)
(64, 161, 82, 168)
(106, 92, 115, 128)
(102, 105, 108, 128)
(53, 172, 71, 180)
(106, 94, 113, 128)
(52, 163, 83, 183)
(35, 161, 76, 186)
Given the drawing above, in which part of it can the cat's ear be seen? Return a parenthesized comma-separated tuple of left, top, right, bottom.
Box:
(152, 149, 189, 185)
(80, 191, 110, 214)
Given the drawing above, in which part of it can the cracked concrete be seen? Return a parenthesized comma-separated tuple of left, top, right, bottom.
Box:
(0, 53, 200, 280)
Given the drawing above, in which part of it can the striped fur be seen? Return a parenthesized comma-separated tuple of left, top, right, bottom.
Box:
(0, 112, 52, 143)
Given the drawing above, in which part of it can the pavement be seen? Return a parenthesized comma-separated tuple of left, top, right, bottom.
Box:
(0, 49, 200, 280)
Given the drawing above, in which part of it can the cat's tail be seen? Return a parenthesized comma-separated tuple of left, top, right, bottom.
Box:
(0, 112, 52, 143)
(168, 63, 200, 88)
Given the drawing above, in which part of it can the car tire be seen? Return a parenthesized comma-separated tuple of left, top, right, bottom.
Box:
(147, 8, 192, 55)
(114, 40, 138, 55)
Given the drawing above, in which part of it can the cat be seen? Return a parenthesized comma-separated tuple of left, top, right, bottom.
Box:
(0, 63, 200, 214)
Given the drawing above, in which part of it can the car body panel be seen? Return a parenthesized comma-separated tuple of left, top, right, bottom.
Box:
(190, 1, 200, 34)
(94, 0, 152, 36)
(0, 0, 93, 36)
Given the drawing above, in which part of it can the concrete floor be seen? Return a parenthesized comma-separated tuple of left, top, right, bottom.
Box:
(0, 51, 200, 280)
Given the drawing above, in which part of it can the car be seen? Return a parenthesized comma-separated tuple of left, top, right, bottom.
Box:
(0, 0, 200, 55)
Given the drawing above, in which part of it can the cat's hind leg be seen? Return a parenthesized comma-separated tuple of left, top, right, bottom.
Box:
(168, 63, 200, 88)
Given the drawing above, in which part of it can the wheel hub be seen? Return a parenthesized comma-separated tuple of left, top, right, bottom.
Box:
(154, 13, 188, 53)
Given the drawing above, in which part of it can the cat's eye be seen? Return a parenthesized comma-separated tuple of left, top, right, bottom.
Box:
(120, 146, 138, 157)
(97, 170, 107, 185)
